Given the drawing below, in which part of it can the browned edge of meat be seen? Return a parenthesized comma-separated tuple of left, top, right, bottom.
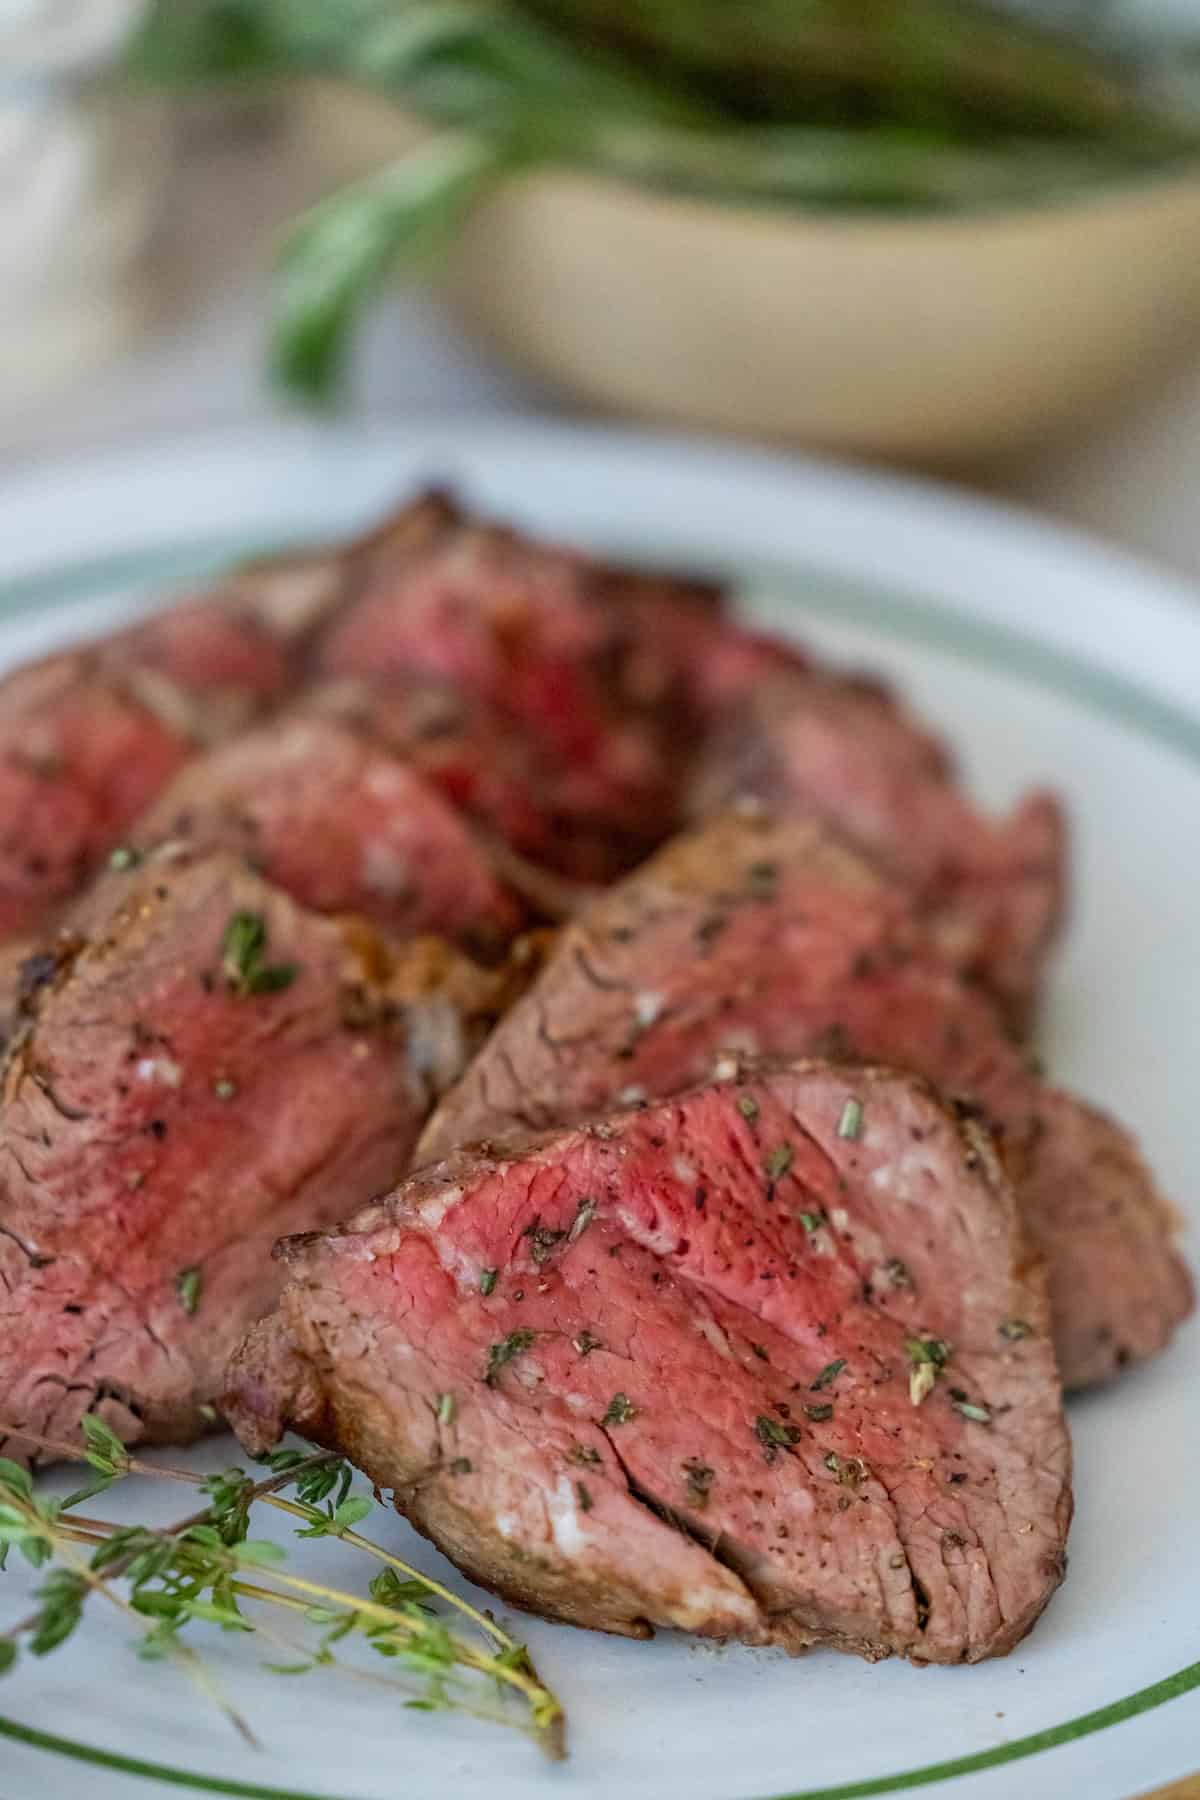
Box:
(226, 1059, 1072, 1667)
(690, 671, 1068, 1033)
(0, 841, 525, 1469)
(419, 811, 1191, 1389)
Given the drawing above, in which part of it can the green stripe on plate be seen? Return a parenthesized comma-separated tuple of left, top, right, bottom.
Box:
(0, 532, 1197, 1800)
(2, 1655, 1199, 1800)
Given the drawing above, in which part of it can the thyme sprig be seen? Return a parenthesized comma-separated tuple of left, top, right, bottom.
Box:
(0, 1419, 564, 1759)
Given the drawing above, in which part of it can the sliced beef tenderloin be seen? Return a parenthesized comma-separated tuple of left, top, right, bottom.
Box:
(420, 813, 1191, 1389)
(105, 600, 293, 735)
(303, 680, 600, 889)
(0, 655, 199, 940)
(0, 843, 515, 1468)
(131, 714, 523, 960)
(227, 1062, 1071, 1664)
(690, 672, 1065, 1031)
(315, 506, 720, 878)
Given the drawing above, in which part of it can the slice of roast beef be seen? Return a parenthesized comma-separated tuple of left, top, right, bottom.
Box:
(690, 673, 1065, 1031)
(303, 680, 604, 887)
(227, 1061, 1072, 1664)
(420, 813, 1191, 1389)
(0, 843, 515, 1468)
(131, 714, 523, 960)
(315, 508, 717, 878)
(0, 656, 199, 941)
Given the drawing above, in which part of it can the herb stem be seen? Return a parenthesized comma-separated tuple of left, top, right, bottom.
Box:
(259, 1494, 511, 1651)
(2, 1490, 258, 1748)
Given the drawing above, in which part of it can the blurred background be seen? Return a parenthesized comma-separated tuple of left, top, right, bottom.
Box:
(3, 0, 1200, 579)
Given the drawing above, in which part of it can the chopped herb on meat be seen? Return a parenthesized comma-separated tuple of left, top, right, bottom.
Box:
(437, 1392, 456, 1425)
(601, 1393, 638, 1427)
(764, 1144, 793, 1183)
(804, 1402, 834, 1422)
(906, 1335, 951, 1405)
(568, 1198, 597, 1243)
(572, 1330, 604, 1356)
(479, 1267, 498, 1297)
(951, 1396, 993, 1425)
(999, 1318, 1033, 1340)
(811, 1358, 846, 1391)
(484, 1330, 535, 1386)
(754, 1415, 801, 1462)
(736, 1095, 760, 1123)
(837, 1097, 864, 1140)
(523, 1219, 567, 1265)
(220, 910, 298, 997)
(175, 1266, 203, 1315)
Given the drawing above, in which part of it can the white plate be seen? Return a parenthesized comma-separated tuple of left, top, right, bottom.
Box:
(0, 420, 1197, 1800)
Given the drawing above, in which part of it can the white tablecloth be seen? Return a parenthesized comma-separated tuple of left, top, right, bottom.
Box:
(5, 108, 1200, 593)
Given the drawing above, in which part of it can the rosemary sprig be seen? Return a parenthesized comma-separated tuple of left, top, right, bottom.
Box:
(0, 1419, 564, 1759)
(129, 0, 1200, 401)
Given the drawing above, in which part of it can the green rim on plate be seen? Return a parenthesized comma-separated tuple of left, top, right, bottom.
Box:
(0, 533, 1197, 1800)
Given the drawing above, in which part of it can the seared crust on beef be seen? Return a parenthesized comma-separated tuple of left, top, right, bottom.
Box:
(690, 673, 1066, 1031)
(420, 813, 1190, 1387)
(227, 1062, 1072, 1664)
(0, 844, 512, 1467)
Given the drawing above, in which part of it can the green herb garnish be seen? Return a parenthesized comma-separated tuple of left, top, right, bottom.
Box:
(754, 1415, 801, 1462)
(572, 1330, 604, 1357)
(524, 1221, 567, 1265)
(220, 912, 298, 998)
(0, 1420, 564, 1756)
(999, 1318, 1033, 1340)
(436, 1393, 456, 1425)
(175, 1267, 203, 1316)
(484, 1330, 536, 1386)
(108, 846, 141, 871)
(824, 1451, 866, 1487)
(810, 1358, 845, 1391)
(568, 1198, 597, 1243)
(131, 1, 1200, 405)
(906, 1335, 951, 1406)
(797, 1210, 826, 1234)
(600, 1393, 638, 1427)
(837, 1097, 863, 1141)
(951, 1394, 993, 1425)
(804, 1402, 834, 1422)
(736, 1095, 760, 1124)
(764, 1144, 793, 1183)
(479, 1267, 498, 1297)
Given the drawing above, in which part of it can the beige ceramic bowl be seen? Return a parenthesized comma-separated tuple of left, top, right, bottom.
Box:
(307, 85, 1200, 464)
